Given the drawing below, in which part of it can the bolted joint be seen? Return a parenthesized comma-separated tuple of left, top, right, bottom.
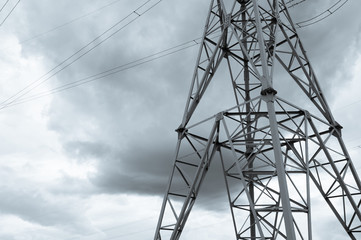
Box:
(237, 0, 251, 3)
(274, 14, 282, 25)
(329, 121, 343, 137)
(215, 112, 224, 121)
(261, 87, 277, 96)
(224, 13, 232, 28)
(334, 122, 343, 130)
(303, 110, 311, 120)
(175, 125, 187, 139)
(286, 140, 297, 150)
(222, 47, 230, 58)
(194, 95, 200, 104)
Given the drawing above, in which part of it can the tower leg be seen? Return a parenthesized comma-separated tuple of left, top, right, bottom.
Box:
(154, 116, 220, 239)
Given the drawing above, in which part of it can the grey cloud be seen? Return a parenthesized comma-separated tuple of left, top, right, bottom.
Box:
(0, 166, 92, 232)
(285, 1, 361, 97)
(62, 137, 244, 213)
(0, 186, 90, 232)
(11, 0, 361, 221)
(0, 234, 15, 240)
(64, 138, 175, 195)
(49, 174, 98, 197)
(64, 140, 111, 161)
(44, 1, 361, 197)
(0, 1, 359, 238)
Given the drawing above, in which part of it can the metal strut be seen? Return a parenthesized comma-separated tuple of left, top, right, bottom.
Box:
(154, 0, 361, 239)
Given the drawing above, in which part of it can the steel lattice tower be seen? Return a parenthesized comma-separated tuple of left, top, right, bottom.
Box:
(154, 0, 361, 239)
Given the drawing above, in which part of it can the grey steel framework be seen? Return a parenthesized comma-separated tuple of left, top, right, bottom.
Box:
(154, 0, 361, 239)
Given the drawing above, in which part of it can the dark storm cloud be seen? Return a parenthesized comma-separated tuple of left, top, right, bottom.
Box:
(0, 2, 358, 239)
(0, 188, 82, 228)
(39, 0, 209, 197)
(63, 137, 233, 212)
(88, 140, 175, 195)
(0, 167, 90, 231)
(15, 0, 361, 205)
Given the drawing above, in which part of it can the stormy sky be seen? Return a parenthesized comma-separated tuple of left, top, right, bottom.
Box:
(0, 0, 360, 239)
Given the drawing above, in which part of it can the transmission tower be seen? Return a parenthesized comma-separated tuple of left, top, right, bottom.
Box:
(154, 0, 361, 239)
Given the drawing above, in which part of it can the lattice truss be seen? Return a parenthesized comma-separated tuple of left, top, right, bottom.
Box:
(154, 0, 361, 239)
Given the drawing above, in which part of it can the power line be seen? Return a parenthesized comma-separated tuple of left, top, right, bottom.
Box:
(0, 0, 20, 26)
(8, 0, 346, 46)
(0, 0, 10, 13)
(17, 0, 123, 45)
(0, 0, 353, 108)
(2, 38, 202, 108)
(12, 0, 300, 47)
(0, 0, 349, 110)
(2, 29, 227, 108)
(333, 99, 361, 112)
(0, 0, 162, 110)
(295, 0, 349, 28)
(64, 216, 154, 240)
(287, 0, 306, 8)
(284, 0, 349, 28)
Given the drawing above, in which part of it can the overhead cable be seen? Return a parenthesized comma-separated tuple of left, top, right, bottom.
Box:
(0, 0, 20, 26)
(286, 0, 306, 8)
(0, 0, 10, 13)
(0, 0, 349, 109)
(296, 0, 349, 28)
(0, 0, 162, 110)
(3, 39, 201, 108)
(18, 0, 123, 45)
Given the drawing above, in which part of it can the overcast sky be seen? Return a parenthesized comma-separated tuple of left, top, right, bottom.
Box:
(0, 0, 361, 239)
